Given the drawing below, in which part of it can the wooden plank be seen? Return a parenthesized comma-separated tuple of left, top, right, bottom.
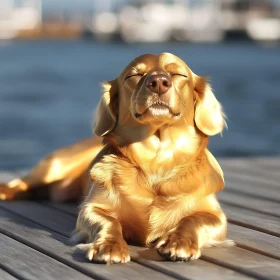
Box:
(0, 233, 92, 280)
(43, 202, 78, 216)
(228, 224, 280, 260)
(130, 247, 255, 280)
(220, 157, 280, 175)
(223, 204, 280, 237)
(0, 269, 18, 280)
(225, 172, 279, 189)
(218, 192, 280, 218)
(0, 201, 75, 236)
(0, 203, 257, 280)
(134, 237, 280, 280)
(224, 180, 280, 202)
(0, 207, 174, 280)
(203, 246, 280, 280)
(254, 157, 280, 171)
(220, 161, 280, 184)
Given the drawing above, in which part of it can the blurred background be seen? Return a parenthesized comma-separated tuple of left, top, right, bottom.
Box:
(0, 0, 279, 170)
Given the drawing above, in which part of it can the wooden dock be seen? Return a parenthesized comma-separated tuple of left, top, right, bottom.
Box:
(0, 157, 279, 280)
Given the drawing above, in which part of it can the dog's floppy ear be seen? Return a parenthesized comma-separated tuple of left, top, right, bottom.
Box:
(93, 79, 119, 136)
(194, 75, 225, 136)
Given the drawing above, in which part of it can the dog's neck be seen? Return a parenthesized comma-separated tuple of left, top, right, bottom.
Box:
(113, 123, 207, 173)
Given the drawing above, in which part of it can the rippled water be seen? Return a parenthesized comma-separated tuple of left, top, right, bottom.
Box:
(0, 40, 279, 170)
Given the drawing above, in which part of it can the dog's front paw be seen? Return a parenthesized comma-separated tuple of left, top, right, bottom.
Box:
(156, 231, 201, 261)
(80, 238, 130, 264)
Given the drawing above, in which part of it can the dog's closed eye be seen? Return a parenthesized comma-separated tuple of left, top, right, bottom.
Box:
(170, 73, 188, 78)
(125, 73, 144, 81)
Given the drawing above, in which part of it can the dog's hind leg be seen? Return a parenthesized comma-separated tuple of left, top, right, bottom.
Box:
(0, 136, 103, 202)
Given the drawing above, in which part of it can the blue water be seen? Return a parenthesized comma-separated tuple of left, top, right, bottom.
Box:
(0, 40, 279, 170)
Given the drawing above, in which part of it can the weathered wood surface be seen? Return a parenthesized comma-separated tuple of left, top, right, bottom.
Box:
(0, 157, 279, 280)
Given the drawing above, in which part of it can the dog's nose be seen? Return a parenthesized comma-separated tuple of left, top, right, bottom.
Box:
(146, 74, 172, 94)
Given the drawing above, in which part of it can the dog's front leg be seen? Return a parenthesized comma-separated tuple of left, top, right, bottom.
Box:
(155, 210, 227, 262)
(74, 203, 130, 264)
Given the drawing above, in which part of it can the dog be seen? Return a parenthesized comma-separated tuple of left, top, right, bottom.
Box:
(0, 53, 228, 264)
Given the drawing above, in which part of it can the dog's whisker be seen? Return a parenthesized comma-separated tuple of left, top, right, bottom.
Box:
(178, 100, 191, 126)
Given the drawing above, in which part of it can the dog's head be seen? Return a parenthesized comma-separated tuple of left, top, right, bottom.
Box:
(94, 53, 225, 143)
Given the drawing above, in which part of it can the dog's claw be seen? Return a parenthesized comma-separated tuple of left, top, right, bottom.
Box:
(156, 231, 201, 262)
(79, 239, 131, 264)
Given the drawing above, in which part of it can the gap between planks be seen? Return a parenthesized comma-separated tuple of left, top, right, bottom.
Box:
(0, 267, 21, 280)
(1, 202, 279, 280)
(0, 205, 254, 280)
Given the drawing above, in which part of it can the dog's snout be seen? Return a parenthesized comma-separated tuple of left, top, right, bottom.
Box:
(146, 74, 172, 95)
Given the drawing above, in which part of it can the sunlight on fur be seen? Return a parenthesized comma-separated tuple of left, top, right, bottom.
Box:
(0, 53, 233, 264)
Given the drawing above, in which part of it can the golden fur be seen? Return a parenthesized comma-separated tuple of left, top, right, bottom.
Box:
(0, 53, 228, 264)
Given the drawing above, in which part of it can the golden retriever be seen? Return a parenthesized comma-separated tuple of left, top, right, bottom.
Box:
(0, 53, 228, 263)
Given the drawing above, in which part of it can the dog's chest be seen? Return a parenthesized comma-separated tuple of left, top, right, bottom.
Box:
(119, 167, 199, 243)
(96, 152, 203, 243)
(120, 189, 196, 244)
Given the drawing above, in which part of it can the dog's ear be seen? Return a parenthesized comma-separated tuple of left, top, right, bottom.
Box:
(93, 79, 119, 136)
(194, 75, 225, 136)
